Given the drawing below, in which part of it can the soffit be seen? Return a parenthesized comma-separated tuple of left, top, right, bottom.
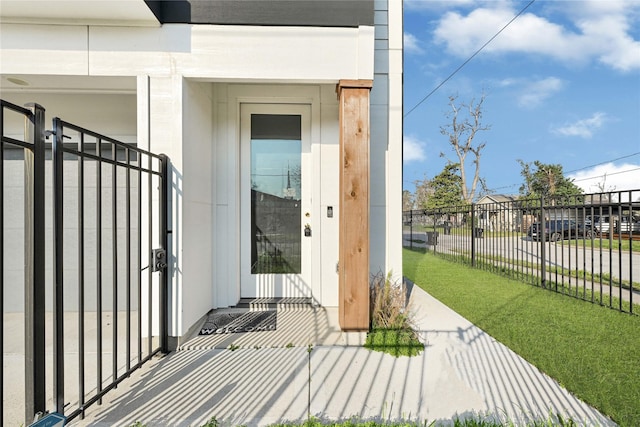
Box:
(1, 74, 136, 94)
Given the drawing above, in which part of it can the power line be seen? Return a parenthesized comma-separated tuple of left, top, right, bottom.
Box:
(404, 0, 537, 118)
(571, 167, 640, 183)
(565, 152, 640, 174)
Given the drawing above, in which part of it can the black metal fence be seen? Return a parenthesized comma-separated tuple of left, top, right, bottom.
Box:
(403, 191, 640, 315)
(1, 100, 169, 425)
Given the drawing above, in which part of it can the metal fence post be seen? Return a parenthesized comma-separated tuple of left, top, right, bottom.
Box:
(540, 197, 546, 288)
(471, 203, 476, 267)
(52, 117, 65, 414)
(409, 210, 413, 250)
(628, 191, 634, 314)
(160, 154, 170, 353)
(24, 103, 46, 422)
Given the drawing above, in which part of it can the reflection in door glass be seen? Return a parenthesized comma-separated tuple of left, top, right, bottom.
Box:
(250, 114, 301, 274)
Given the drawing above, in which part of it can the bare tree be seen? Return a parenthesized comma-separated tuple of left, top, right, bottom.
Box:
(594, 172, 616, 193)
(440, 94, 490, 203)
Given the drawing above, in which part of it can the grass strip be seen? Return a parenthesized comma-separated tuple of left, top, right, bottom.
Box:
(364, 328, 424, 357)
(403, 248, 640, 427)
(559, 238, 640, 253)
(269, 416, 580, 427)
(438, 248, 640, 296)
(132, 414, 586, 427)
(406, 226, 640, 252)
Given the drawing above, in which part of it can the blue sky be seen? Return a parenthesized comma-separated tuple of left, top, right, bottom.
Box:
(403, 0, 640, 198)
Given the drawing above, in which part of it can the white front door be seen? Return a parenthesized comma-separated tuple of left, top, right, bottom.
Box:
(240, 103, 313, 298)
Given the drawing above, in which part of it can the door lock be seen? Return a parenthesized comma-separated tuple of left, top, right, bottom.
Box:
(151, 248, 167, 272)
(304, 224, 312, 237)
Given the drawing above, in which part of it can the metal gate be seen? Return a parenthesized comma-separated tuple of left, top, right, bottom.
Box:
(1, 100, 169, 425)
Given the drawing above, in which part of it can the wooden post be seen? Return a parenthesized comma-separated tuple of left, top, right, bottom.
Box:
(337, 79, 372, 331)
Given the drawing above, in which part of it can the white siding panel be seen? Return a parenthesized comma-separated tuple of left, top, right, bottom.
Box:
(388, 49, 403, 75)
(370, 74, 389, 106)
(319, 106, 340, 207)
(388, 71, 403, 111)
(181, 200, 213, 333)
(89, 25, 190, 76)
(369, 205, 387, 274)
(214, 205, 233, 307)
(319, 89, 340, 307)
(180, 80, 214, 333)
(149, 76, 183, 166)
(183, 81, 213, 205)
(214, 100, 230, 205)
(370, 104, 389, 207)
(2, 92, 136, 137)
(357, 26, 376, 81)
(320, 208, 340, 307)
(374, 48, 390, 74)
(374, 0, 389, 11)
(147, 76, 184, 335)
(0, 23, 88, 75)
(375, 39, 389, 50)
(320, 84, 339, 107)
(374, 10, 388, 26)
(386, 51, 403, 277)
(372, 0, 403, 278)
(388, 0, 403, 50)
(137, 75, 151, 151)
(374, 22, 388, 40)
(87, 25, 375, 82)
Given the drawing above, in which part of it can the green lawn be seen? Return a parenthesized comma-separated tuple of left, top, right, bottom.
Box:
(559, 237, 640, 253)
(403, 248, 640, 427)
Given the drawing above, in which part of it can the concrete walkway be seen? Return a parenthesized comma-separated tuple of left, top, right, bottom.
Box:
(69, 286, 616, 427)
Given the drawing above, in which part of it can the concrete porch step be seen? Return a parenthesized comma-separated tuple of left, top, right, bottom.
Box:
(178, 305, 366, 351)
(235, 297, 314, 311)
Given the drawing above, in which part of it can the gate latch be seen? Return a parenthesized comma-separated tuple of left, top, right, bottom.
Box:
(151, 248, 167, 272)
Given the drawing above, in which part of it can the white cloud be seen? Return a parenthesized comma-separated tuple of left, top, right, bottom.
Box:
(553, 112, 608, 138)
(403, 135, 427, 163)
(493, 76, 564, 108)
(496, 77, 519, 87)
(570, 1, 640, 72)
(518, 77, 564, 108)
(568, 162, 640, 193)
(404, 33, 424, 54)
(432, 1, 640, 72)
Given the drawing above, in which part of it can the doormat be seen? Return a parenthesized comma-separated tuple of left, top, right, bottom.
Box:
(199, 311, 277, 335)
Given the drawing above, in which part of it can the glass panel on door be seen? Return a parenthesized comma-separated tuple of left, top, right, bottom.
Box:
(250, 114, 302, 274)
(240, 103, 311, 299)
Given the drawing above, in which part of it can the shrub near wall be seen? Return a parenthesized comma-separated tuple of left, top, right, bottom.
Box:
(365, 272, 423, 357)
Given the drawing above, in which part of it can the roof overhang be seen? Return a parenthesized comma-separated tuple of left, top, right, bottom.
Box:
(0, 0, 160, 26)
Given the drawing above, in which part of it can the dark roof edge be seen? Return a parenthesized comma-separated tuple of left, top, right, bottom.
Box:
(143, 0, 374, 28)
